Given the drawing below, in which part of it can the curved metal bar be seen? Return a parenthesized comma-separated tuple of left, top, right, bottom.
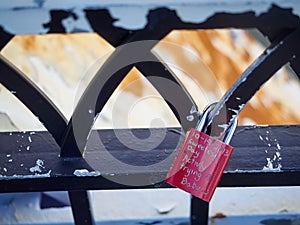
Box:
(61, 8, 199, 157)
(135, 53, 198, 130)
(290, 58, 300, 80)
(205, 27, 300, 138)
(59, 6, 300, 157)
(0, 55, 67, 145)
(60, 47, 134, 157)
(60, 40, 198, 157)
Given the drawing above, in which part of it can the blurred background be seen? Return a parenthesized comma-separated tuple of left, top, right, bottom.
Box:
(1, 28, 300, 132)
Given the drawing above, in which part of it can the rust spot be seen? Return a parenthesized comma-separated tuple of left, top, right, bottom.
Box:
(212, 212, 227, 219)
(21, 35, 37, 52)
(210, 213, 227, 225)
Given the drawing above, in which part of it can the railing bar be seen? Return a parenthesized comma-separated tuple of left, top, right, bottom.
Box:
(0, 55, 67, 145)
(290, 59, 300, 81)
(84, 9, 131, 47)
(206, 27, 300, 138)
(190, 197, 209, 225)
(59, 51, 133, 157)
(59, 13, 175, 157)
(136, 53, 198, 131)
(68, 190, 95, 225)
(60, 46, 197, 157)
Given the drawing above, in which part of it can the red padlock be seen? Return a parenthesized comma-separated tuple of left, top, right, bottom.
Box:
(165, 103, 237, 202)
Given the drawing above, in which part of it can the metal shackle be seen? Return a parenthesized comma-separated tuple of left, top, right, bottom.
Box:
(195, 103, 237, 145)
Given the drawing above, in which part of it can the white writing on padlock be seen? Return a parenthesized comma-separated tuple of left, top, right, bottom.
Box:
(165, 102, 237, 203)
(182, 166, 202, 181)
(187, 138, 197, 147)
(181, 149, 200, 168)
(205, 142, 221, 159)
(190, 131, 200, 139)
(200, 136, 212, 145)
(181, 177, 201, 191)
(187, 145, 197, 154)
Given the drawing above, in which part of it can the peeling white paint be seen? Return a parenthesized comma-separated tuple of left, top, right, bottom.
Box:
(29, 159, 44, 173)
(218, 124, 229, 129)
(73, 169, 101, 177)
(186, 115, 194, 121)
(228, 108, 239, 114)
(225, 169, 281, 173)
(190, 105, 198, 114)
(61, 8, 93, 33)
(0, 170, 51, 179)
(0, 1, 299, 33)
(258, 129, 282, 171)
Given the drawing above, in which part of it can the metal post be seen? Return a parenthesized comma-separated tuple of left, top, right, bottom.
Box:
(190, 196, 209, 225)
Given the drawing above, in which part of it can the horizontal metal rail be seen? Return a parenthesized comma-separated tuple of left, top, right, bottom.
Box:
(0, 125, 299, 193)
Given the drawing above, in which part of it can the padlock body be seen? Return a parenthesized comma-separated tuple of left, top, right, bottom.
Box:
(165, 128, 234, 202)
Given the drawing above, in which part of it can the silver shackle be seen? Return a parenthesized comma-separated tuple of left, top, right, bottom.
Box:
(195, 103, 237, 144)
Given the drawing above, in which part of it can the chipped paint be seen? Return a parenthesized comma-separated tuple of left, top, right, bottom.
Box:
(186, 115, 194, 121)
(258, 129, 282, 171)
(0, 1, 299, 33)
(225, 169, 281, 173)
(29, 159, 45, 173)
(0, 170, 51, 179)
(61, 8, 93, 33)
(73, 169, 101, 177)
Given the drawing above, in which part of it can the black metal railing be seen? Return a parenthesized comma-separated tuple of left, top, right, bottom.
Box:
(0, 3, 300, 225)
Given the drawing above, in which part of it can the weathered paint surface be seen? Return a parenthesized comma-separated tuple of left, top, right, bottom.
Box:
(0, 0, 299, 33)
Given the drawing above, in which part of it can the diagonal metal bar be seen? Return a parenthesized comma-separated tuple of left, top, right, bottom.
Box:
(60, 9, 199, 157)
(204, 27, 300, 139)
(290, 58, 300, 80)
(60, 9, 178, 157)
(0, 55, 67, 145)
(59, 40, 150, 158)
(68, 190, 95, 225)
(61, 6, 300, 157)
(136, 53, 198, 131)
(84, 9, 130, 47)
(60, 39, 197, 157)
(59, 48, 133, 157)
